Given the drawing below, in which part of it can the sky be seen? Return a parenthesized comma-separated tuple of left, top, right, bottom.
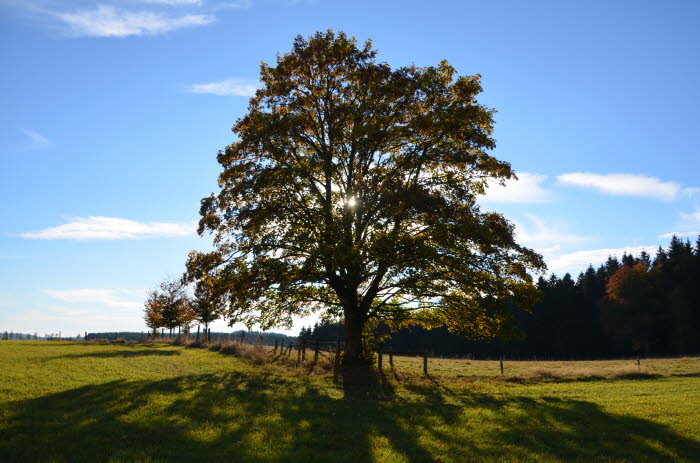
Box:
(1, 0, 699, 337)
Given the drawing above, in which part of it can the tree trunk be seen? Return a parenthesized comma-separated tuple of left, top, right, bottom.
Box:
(343, 310, 365, 366)
(196, 325, 200, 342)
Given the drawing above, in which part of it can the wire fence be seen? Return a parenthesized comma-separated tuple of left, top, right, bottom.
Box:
(2, 330, 669, 377)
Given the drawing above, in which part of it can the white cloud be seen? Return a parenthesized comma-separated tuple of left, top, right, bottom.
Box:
(209, 0, 253, 9)
(659, 211, 700, 239)
(659, 231, 700, 239)
(543, 245, 658, 276)
(22, 128, 50, 148)
(19, 216, 195, 240)
(141, 0, 203, 5)
(55, 5, 213, 38)
(140, 0, 252, 7)
(482, 172, 551, 204)
(43, 288, 146, 311)
(513, 214, 589, 247)
(188, 79, 258, 96)
(4, 288, 147, 334)
(557, 172, 695, 201)
(13, 306, 145, 333)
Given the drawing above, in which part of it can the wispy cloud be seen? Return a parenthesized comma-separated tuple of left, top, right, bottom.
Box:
(557, 172, 695, 201)
(6, 288, 148, 333)
(188, 78, 258, 96)
(22, 128, 51, 148)
(140, 0, 252, 7)
(43, 288, 145, 311)
(141, 0, 203, 5)
(659, 211, 700, 239)
(513, 214, 589, 247)
(544, 245, 658, 276)
(54, 5, 213, 38)
(482, 172, 551, 204)
(208, 0, 253, 10)
(19, 216, 195, 240)
(659, 231, 700, 239)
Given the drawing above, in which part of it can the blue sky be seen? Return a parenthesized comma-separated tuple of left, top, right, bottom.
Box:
(1, 0, 699, 336)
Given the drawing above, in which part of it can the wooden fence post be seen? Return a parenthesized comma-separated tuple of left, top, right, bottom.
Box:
(314, 339, 319, 363)
(636, 354, 641, 371)
(273, 338, 278, 355)
(378, 345, 383, 373)
(389, 352, 394, 372)
(334, 340, 341, 379)
(297, 343, 302, 362)
(423, 350, 428, 376)
(500, 355, 504, 375)
(301, 340, 306, 361)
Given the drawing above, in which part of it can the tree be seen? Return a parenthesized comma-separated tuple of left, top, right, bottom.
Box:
(602, 262, 658, 355)
(192, 277, 225, 342)
(178, 297, 196, 339)
(186, 30, 545, 366)
(298, 326, 311, 341)
(152, 278, 191, 339)
(143, 289, 165, 337)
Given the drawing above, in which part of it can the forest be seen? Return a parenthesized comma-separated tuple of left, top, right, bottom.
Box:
(299, 235, 700, 359)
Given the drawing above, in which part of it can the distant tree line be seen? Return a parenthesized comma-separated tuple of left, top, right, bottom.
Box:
(299, 235, 700, 358)
(85, 330, 294, 345)
(1, 332, 42, 341)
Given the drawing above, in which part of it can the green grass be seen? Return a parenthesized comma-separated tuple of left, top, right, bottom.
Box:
(1, 341, 699, 462)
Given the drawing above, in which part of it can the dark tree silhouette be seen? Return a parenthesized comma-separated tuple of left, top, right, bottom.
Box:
(304, 235, 700, 359)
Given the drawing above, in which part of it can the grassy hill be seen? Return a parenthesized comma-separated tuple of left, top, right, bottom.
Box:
(1, 341, 699, 462)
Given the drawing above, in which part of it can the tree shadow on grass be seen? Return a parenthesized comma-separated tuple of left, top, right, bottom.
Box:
(47, 349, 182, 360)
(26, 342, 171, 349)
(1, 372, 699, 463)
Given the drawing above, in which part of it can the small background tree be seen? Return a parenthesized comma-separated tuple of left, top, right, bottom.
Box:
(143, 289, 165, 338)
(151, 279, 190, 340)
(191, 277, 224, 342)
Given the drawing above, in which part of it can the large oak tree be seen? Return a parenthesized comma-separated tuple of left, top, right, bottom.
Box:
(186, 31, 545, 365)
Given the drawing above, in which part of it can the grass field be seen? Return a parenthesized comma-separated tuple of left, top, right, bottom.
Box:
(1, 341, 699, 462)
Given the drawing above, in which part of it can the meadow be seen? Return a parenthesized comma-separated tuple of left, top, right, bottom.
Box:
(1, 341, 699, 462)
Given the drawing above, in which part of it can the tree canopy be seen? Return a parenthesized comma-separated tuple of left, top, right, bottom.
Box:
(191, 276, 225, 341)
(142, 278, 193, 338)
(186, 30, 545, 364)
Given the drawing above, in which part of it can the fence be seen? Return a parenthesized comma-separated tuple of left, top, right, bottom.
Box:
(4, 330, 653, 376)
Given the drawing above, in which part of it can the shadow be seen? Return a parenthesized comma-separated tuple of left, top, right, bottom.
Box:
(17, 342, 96, 347)
(47, 349, 182, 360)
(23, 342, 170, 349)
(446, 371, 700, 385)
(1, 371, 699, 462)
(340, 366, 397, 399)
